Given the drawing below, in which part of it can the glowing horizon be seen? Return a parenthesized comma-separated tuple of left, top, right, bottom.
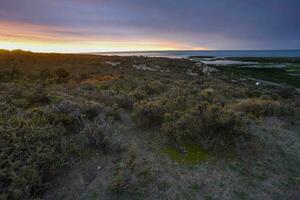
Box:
(0, 20, 208, 53)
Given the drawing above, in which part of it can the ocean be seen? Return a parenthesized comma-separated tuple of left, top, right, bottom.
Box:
(97, 50, 300, 58)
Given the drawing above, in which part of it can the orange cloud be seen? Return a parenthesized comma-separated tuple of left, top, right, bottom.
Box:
(0, 20, 208, 53)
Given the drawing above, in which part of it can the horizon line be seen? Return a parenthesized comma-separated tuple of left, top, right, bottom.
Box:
(2, 48, 300, 54)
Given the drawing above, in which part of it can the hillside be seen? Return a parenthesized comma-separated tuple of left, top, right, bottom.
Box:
(0, 50, 299, 200)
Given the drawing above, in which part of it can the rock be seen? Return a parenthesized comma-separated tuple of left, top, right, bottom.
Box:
(194, 62, 217, 75)
(105, 61, 121, 66)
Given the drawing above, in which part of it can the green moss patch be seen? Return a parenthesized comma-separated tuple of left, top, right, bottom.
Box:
(163, 144, 209, 165)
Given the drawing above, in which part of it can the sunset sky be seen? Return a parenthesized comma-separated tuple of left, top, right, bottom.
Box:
(0, 0, 300, 53)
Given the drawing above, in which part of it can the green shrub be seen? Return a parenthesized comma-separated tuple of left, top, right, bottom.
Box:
(128, 88, 148, 101)
(80, 114, 121, 153)
(0, 103, 66, 199)
(162, 111, 199, 146)
(199, 88, 218, 103)
(23, 87, 50, 107)
(133, 100, 166, 128)
(162, 105, 246, 152)
(235, 98, 290, 117)
(109, 151, 154, 194)
(199, 105, 245, 150)
(52, 100, 84, 133)
(96, 90, 133, 109)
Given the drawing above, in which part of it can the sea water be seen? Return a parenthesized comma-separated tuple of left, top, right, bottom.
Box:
(97, 50, 300, 58)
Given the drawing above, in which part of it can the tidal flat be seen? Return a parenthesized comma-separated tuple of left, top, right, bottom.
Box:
(0, 50, 299, 200)
(192, 56, 300, 88)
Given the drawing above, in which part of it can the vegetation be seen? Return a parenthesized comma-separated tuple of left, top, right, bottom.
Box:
(227, 56, 300, 64)
(217, 66, 300, 88)
(0, 50, 299, 199)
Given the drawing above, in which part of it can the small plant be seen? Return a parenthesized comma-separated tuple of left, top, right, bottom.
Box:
(54, 68, 70, 82)
(24, 87, 50, 107)
(109, 152, 154, 194)
(80, 114, 121, 153)
(199, 88, 218, 103)
(133, 100, 166, 128)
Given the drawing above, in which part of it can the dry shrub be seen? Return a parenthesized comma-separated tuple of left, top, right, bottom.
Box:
(235, 98, 290, 117)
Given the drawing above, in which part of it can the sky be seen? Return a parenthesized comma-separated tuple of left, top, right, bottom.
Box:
(0, 0, 300, 52)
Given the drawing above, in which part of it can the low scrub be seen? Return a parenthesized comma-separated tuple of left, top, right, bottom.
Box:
(0, 103, 66, 199)
(162, 105, 246, 152)
(54, 68, 70, 83)
(235, 98, 291, 118)
(0, 69, 20, 82)
(109, 151, 154, 195)
(133, 100, 166, 128)
(80, 114, 122, 153)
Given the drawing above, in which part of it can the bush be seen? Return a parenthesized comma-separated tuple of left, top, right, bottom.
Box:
(128, 88, 148, 101)
(52, 100, 84, 133)
(109, 151, 154, 194)
(235, 98, 290, 118)
(54, 68, 70, 82)
(80, 114, 122, 153)
(0, 103, 66, 199)
(276, 86, 295, 99)
(199, 88, 218, 103)
(133, 100, 166, 128)
(162, 105, 246, 152)
(39, 69, 53, 81)
(24, 87, 50, 107)
(162, 111, 199, 146)
(0, 69, 20, 82)
(96, 90, 134, 109)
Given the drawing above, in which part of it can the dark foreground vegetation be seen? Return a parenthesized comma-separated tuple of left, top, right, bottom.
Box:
(0, 50, 299, 199)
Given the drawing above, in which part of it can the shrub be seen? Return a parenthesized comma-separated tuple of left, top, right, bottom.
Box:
(54, 68, 70, 82)
(133, 100, 166, 128)
(52, 100, 84, 133)
(96, 90, 134, 109)
(162, 105, 246, 152)
(199, 88, 218, 103)
(128, 88, 148, 101)
(0, 103, 66, 199)
(80, 114, 121, 153)
(39, 69, 53, 81)
(276, 86, 295, 99)
(23, 87, 50, 107)
(235, 98, 290, 118)
(162, 111, 199, 146)
(198, 105, 245, 150)
(115, 93, 134, 109)
(109, 151, 154, 194)
(0, 69, 20, 82)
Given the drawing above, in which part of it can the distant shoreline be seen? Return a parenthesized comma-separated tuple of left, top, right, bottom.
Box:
(93, 49, 300, 58)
